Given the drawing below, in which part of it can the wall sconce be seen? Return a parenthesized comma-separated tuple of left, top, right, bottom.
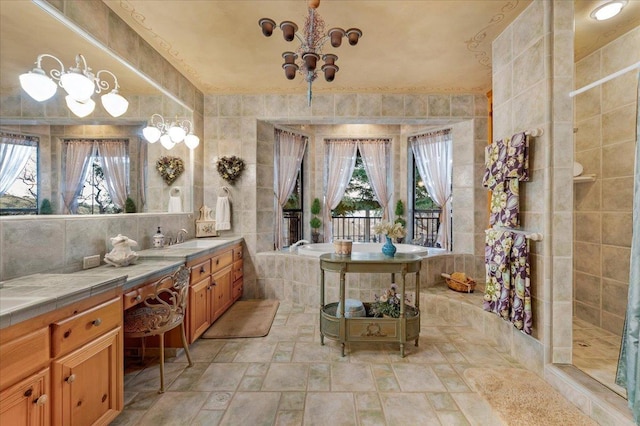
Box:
(143, 114, 200, 150)
(19, 53, 129, 118)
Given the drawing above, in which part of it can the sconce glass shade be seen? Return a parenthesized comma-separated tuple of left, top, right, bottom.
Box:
(282, 63, 299, 80)
(345, 28, 362, 46)
(282, 51, 297, 64)
(168, 124, 187, 143)
(280, 21, 298, 41)
(101, 91, 129, 117)
(65, 95, 95, 118)
(184, 133, 200, 149)
(143, 126, 162, 143)
(322, 54, 337, 66)
(328, 28, 345, 48)
(60, 71, 95, 102)
(160, 134, 175, 150)
(321, 63, 339, 82)
(259, 18, 276, 36)
(19, 69, 57, 102)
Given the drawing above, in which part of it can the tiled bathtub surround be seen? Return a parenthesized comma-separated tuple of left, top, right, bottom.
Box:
(573, 26, 639, 336)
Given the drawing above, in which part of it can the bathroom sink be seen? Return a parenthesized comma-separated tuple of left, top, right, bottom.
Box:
(168, 239, 229, 249)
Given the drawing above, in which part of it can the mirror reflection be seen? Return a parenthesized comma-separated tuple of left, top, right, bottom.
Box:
(0, 0, 193, 215)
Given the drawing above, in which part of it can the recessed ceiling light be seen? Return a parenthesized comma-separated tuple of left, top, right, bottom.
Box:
(590, 0, 628, 21)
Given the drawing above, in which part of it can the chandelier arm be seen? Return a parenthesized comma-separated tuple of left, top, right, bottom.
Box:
(95, 69, 120, 94)
(150, 113, 166, 130)
(34, 54, 66, 82)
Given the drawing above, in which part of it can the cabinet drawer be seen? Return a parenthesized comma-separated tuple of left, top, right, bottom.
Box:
(232, 281, 243, 300)
(51, 297, 121, 358)
(123, 280, 159, 310)
(233, 259, 243, 282)
(233, 245, 243, 261)
(0, 327, 49, 390)
(190, 259, 211, 284)
(211, 250, 233, 272)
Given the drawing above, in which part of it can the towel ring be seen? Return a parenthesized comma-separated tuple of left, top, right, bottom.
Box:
(218, 186, 232, 199)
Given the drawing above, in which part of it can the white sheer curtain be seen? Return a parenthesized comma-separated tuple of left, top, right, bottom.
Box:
(323, 140, 358, 240)
(274, 129, 307, 250)
(410, 129, 453, 250)
(358, 139, 391, 221)
(62, 141, 94, 214)
(0, 135, 36, 196)
(138, 139, 147, 210)
(96, 140, 129, 209)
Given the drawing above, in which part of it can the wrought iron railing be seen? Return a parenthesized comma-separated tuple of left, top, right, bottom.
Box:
(413, 209, 440, 247)
(331, 214, 383, 242)
(283, 210, 303, 247)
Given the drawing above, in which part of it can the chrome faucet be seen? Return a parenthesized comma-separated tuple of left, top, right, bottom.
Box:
(176, 229, 188, 244)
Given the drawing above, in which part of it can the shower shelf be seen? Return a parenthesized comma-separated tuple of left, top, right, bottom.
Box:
(573, 174, 596, 183)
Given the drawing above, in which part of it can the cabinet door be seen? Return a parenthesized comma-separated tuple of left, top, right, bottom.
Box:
(211, 265, 232, 321)
(0, 368, 50, 426)
(52, 327, 122, 426)
(188, 276, 211, 343)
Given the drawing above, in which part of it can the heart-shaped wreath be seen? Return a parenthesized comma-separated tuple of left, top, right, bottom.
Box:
(216, 155, 245, 184)
(156, 156, 184, 186)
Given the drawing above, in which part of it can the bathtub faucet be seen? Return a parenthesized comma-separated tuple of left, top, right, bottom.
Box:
(289, 239, 310, 252)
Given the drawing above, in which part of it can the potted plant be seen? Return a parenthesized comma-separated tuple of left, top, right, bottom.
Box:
(310, 197, 322, 243)
(40, 198, 53, 214)
(125, 197, 137, 213)
(394, 200, 406, 243)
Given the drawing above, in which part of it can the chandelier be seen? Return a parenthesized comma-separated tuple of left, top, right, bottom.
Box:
(19, 53, 129, 118)
(259, 0, 362, 106)
(142, 114, 200, 150)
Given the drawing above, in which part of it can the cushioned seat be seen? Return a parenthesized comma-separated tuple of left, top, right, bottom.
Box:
(336, 298, 366, 318)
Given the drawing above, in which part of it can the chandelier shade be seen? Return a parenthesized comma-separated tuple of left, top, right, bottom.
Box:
(143, 114, 200, 150)
(259, 0, 362, 106)
(19, 53, 128, 118)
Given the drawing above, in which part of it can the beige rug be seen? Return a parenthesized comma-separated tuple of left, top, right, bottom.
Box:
(202, 299, 279, 338)
(464, 368, 597, 426)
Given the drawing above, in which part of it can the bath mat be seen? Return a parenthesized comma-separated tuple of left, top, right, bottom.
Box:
(202, 299, 279, 339)
(464, 368, 597, 426)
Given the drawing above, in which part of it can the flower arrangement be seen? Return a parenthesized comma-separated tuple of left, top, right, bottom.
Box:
(216, 156, 245, 184)
(369, 283, 411, 318)
(156, 156, 184, 186)
(373, 220, 407, 240)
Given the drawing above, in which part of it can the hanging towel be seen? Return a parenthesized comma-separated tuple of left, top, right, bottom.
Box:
(510, 233, 532, 335)
(215, 196, 231, 231)
(167, 187, 183, 213)
(489, 179, 521, 228)
(482, 139, 507, 190)
(483, 228, 514, 319)
(504, 132, 529, 181)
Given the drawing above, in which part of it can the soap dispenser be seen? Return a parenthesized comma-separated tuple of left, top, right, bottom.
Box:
(153, 226, 165, 248)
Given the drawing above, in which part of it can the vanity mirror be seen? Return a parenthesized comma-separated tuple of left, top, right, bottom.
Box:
(0, 0, 194, 215)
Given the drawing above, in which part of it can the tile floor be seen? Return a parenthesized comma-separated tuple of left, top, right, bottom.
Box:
(572, 317, 627, 398)
(113, 303, 539, 425)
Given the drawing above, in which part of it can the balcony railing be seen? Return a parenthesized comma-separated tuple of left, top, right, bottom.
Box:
(283, 210, 303, 247)
(331, 214, 383, 242)
(413, 209, 441, 247)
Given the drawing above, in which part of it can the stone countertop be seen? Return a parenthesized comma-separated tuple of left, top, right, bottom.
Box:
(0, 237, 243, 330)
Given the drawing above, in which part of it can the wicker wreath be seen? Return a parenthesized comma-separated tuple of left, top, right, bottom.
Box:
(156, 156, 184, 186)
(216, 156, 245, 184)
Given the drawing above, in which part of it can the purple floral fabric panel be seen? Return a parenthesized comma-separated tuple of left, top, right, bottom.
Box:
(510, 234, 532, 334)
(489, 179, 520, 228)
(483, 229, 514, 318)
(504, 132, 529, 181)
(482, 139, 507, 190)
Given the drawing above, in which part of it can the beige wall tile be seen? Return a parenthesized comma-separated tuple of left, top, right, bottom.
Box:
(574, 241, 601, 276)
(601, 245, 630, 283)
(574, 271, 601, 306)
(574, 212, 601, 243)
(574, 116, 601, 152)
(602, 212, 632, 247)
(602, 104, 637, 146)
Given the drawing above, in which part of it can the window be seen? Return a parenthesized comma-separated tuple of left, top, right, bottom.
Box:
(0, 134, 38, 215)
(63, 139, 129, 214)
(411, 157, 440, 246)
(282, 161, 303, 246)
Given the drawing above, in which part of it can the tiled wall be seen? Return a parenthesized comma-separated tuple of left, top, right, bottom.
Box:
(490, 0, 574, 372)
(573, 27, 639, 336)
(202, 93, 488, 299)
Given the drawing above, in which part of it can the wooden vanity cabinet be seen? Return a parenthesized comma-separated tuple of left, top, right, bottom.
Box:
(232, 245, 244, 302)
(0, 295, 123, 426)
(0, 368, 50, 426)
(186, 243, 243, 343)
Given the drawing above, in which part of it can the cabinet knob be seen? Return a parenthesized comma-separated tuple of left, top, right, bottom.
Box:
(24, 388, 33, 397)
(66, 374, 76, 383)
(135, 295, 142, 302)
(34, 394, 48, 406)
(216, 259, 220, 265)
(200, 266, 205, 274)
(92, 318, 102, 327)
(211, 281, 216, 286)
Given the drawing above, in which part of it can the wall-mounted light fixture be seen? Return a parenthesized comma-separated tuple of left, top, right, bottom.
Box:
(259, 0, 362, 106)
(19, 53, 128, 118)
(142, 114, 200, 150)
(590, 0, 627, 20)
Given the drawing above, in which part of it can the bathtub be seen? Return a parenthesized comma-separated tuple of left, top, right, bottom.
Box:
(296, 242, 440, 257)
